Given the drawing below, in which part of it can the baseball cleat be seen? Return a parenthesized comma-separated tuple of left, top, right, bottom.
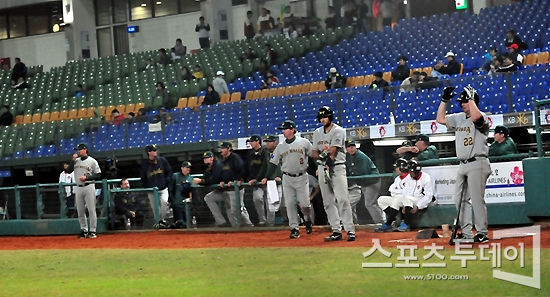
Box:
(78, 230, 88, 239)
(305, 221, 313, 234)
(87, 232, 97, 239)
(397, 222, 410, 232)
(474, 234, 489, 243)
(290, 229, 300, 239)
(347, 231, 356, 242)
(324, 232, 342, 242)
(375, 223, 394, 233)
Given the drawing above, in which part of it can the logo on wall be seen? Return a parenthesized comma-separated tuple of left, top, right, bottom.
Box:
(510, 166, 524, 185)
(488, 116, 493, 128)
(407, 123, 417, 135)
(356, 127, 368, 138)
(545, 111, 550, 124)
(379, 126, 386, 138)
(430, 121, 438, 134)
(517, 113, 528, 126)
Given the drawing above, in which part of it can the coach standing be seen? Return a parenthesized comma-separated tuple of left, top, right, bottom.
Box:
(66, 143, 102, 239)
(140, 144, 173, 228)
(240, 135, 268, 226)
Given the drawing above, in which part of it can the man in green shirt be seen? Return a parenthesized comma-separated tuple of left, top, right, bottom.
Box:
(169, 161, 194, 228)
(489, 125, 518, 157)
(345, 139, 383, 225)
(396, 134, 439, 161)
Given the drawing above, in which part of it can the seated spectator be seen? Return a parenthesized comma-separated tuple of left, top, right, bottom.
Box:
(244, 10, 255, 41)
(392, 55, 410, 82)
(11, 77, 29, 90)
(396, 134, 439, 161)
(489, 56, 504, 74)
(110, 109, 125, 125)
(261, 70, 279, 89)
(285, 24, 299, 39)
(158, 48, 171, 66)
(282, 5, 294, 28)
(181, 66, 192, 81)
(432, 52, 461, 78)
(134, 108, 148, 123)
(10, 57, 26, 86)
(301, 24, 313, 37)
(240, 47, 258, 62)
(259, 60, 270, 80)
(341, 0, 356, 26)
(371, 71, 389, 89)
(213, 71, 229, 95)
(399, 71, 420, 92)
(75, 84, 85, 98)
(127, 112, 135, 118)
(489, 125, 518, 157)
(202, 85, 220, 105)
(257, 8, 273, 35)
(152, 82, 171, 108)
(417, 72, 442, 90)
(325, 6, 337, 29)
(264, 43, 278, 66)
(480, 47, 499, 72)
(170, 48, 181, 61)
(145, 58, 154, 70)
(505, 29, 528, 50)
(125, 112, 135, 123)
(325, 67, 347, 90)
(507, 44, 524, 66)
(152, 107, 173, 124)
(0, 105, 14, 126)
(192, 65, 205, 79)
(114, 178, 145, 230)
(174, 38, 187, 57)
(495, 54, 518, 73)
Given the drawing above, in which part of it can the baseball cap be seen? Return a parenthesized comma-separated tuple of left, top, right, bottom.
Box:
(401, 140, 414, 147)
(181, 161, 192, 168)
(507, 44, 519, 50)
(445, 51, 455, 58)
(74, 143, 88, 150)
(264, 135, 278, 142)
(277, 120, 296, 130)
(217, 70, 225, 76)
(247, 135, 261, 142)
(494, 125, 510, 136)
(345, 139, 356, 147)
(146, 144, 158, 152)
(219, 141, 233, 149)
(330, 67, 337, 73)
(203, 151, 214, 158)
(415, 134, 430, 144)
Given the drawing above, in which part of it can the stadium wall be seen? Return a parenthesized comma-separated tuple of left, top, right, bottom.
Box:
(0, 32, 66, 71)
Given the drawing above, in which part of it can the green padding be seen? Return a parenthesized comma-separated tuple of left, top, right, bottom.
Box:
(416, 202, 530, 228)
(522, 157, 550, 217)
(0, 218, 107, 236)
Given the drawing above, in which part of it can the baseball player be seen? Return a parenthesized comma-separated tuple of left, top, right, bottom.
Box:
(258, 134, 287, 226)
(264, 120, 313, 238)
(65, 143, 102, 238)
(240, 135, 269, 226)
(345, 139, 383, 225)
(114, 177, 145, 229)
(376, 158, 409, 232)
(169, 161, 193, 228)
(59, 161, 76, 218)
(436, 85, 491, 244)
(377, 159, 434, 232)
(396, 134, 439, 161)
(312, 106, 355, 242)
(140, 144, 173, 228)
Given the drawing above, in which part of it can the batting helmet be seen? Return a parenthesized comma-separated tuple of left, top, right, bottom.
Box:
(457, 86, 480, 106)
(394, 158, 409, 172)
(408, 159, 422, 174)
(317, 106, 334, 122)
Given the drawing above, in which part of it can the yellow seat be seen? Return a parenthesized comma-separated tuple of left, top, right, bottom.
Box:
(537, 51, 549, 64)
(135, 103, 145, 112)
(422, 67, 433, 76)
(292, 85, 302, 95)
(115, 104, 126, 113)
(198, 96, 204, 106)
(459, 63, 464, 75)
(300, 83, 311, 94)
(105, 105, 116, 116)
(267, 88, 278, 98)
(68, 109, 78, 119)
(49, 112, 59, 121)
(176, 98, 187, 109)
(284, 86, 294, 96)
(187, 97, 198, 108)
(58, 110, 68, 120)
(524, 53, 537, 66)
(77, 108, 88, 118)
(318, 80, 327, 91)
(245, 91, 254, 100)
(352, 76, 363, 87)
(310, 82, 320, 92)
(41, 112, 50, 122)
(22, 114, 32, 124)
(31, 113, 41, 123)
(220, 93, 230, 104)
(260, 89, 269, 99)
(230, 92, 241, 102)
(14, 115, 23, 124)
(383, 71, 392, 82)
(345, 77, 354, 88)
(276, 87, 286, 97)
(252, 90, 262, 100)
(363, 75, 374, 86)
(97, 106, 106, 116)
(124, 105, 135, 114)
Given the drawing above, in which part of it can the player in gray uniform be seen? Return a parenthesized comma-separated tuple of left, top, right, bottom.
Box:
(436, 85, 491, 244)
(265, 120, 313, 239)
(312, 106, 355, 242)
(66, 143, 102, 238)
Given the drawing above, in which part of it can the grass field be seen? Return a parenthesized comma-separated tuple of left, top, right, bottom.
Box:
(0, 247, 547, 297)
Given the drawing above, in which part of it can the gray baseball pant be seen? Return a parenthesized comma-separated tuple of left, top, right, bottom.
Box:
(205, 189, 254, 227)
(147, 188, 169, 221)
(349, 180, 383, 224)
(318, 164, 354, 233)
(282, 174, 311, 230)
(252, 187, 268, 224)
(75, 184, 97, 233)
(454, 158, 491, 237)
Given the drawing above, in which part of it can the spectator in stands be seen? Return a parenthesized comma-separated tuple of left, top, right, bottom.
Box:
(325, 6, 337, 29)
(196, 17, 211, 49)
(496, 54, 518, 73)
(325, 67, 347, 90)
(115, 177, 145, 230)
(259, 60, 270, 80)
(244, 10, 255, 41)
(10, 57, 26, 86)
(137, 108, 146, 117)
(371, 71, 389, 89)
(213, 71, 230, 95)
(392, 55, 410, 82)
(170, 48, 181, 61)
(59, 161, 76, 218)
(399, 71, 420, 92)
(261, 70, 279, 89)
(110, 109, 125, 125)
(489, 56, 504, 74)
(240, 47, 258, 62)
(505, 29, 528, 50)
(282, 6, 294, 28)
(301, 24, 313, 37)
(11, 77, 29, 90)
(264, 43, 278, 66)
(75, 84, 85, 98)
(153, 82, 171, 109)
(507, 44, 524, 66)
(174, 38, 187, 57)
(203, 84, 220, 106)
(417, 71, 441, 90)
(0, 105, 13, 126)
(285, 24, 299, 39)
(126, 112, 135, 122)
(489, 125, 518, 157)
(267, 10, 277, 29)
(431, 51, 461, 78)
(145, 58, 154, 70)
(158, 48, 171, 66)
(181, 66, 192, 81)
(341, 0, 357, 26)
(396, 134, 439, 161)
(380, 0, 393, 27)
(257, 8, 273, 35)
(192, 65, 205, 79)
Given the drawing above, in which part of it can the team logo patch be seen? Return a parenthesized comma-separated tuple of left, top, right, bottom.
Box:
(430, 121, 438, 134)
(379, 126, 386, 137)
(545, 111, 550, 124)
(488, 116, 493, 128)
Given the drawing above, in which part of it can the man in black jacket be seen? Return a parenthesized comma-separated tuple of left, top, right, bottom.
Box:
(0, 105, 13, 126)
(140, 144, 173, 227)
(239, 135, 268, 226)
(201, 144, 254, 227)
(507, 44, 524, 67)
(432, 52, 461, 78)
(371, 71, 389, 89)
(391, 56, 410, 82)
(10, 58, 26, 86)
(114, 178, 145, 229)
(505, 29, 528, 50)
(325, 67, 347, 90)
